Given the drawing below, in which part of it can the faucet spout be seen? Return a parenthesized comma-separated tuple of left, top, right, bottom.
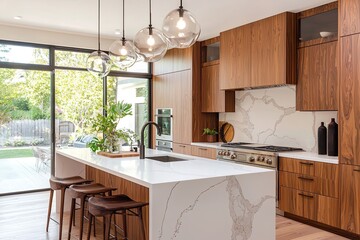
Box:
(139, 121, 161, 159)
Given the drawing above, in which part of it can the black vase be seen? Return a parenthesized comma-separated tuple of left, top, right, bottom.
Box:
(318, 122, 327, 155)
(328, 118, 338, 156)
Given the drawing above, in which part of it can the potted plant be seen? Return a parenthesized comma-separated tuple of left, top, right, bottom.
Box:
(203, 128, 218, 143)
(88, 101, 136, 153)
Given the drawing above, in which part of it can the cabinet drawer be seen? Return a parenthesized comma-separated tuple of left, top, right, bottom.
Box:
(191, 146, 217, 159)
(279, 157, 315, 175)
(279, 171, 338, 198)
(173, 143, 192, 155)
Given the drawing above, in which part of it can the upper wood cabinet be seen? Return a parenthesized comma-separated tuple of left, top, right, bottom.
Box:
(296, 41, 338, 111)
(340, 164, 360, 234)
(340, 34, 360, 166)
(152, 47, 192, 75)
(219, 12, 296, 90)
(339, 0, 360, 37)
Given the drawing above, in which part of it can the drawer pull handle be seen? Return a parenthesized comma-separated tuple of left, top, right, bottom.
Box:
(298, 176, 314, 181)
(298, 193, 314, 198)
(199, 148, 208, 151)
(299, 162, 314, 166)
(179, 145, 185, 148)
(354, 169, 360, 172)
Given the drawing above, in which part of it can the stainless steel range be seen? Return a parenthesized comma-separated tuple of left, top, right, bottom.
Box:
(217, 142, 303, 208)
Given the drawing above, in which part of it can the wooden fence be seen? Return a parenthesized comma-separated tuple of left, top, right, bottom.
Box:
(0, 119, 75, 146)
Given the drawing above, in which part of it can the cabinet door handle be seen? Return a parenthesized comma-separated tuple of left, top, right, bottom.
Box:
(354, 169, 360, 172)
(298, 193, 314, 198)
(179, 145, 186, 148)
(299, 162, 314, 166)
(199, 148, 208, 151)
(298, 176, 314, 181)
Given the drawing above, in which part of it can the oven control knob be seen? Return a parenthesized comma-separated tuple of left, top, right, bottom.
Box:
(226, 151, 231, 156)
(257, 156, 261, 161)
(249, 156, 255, 162)
(266, 159, 273, 165)
(231, 154, 237, 159)
(261, 156, 265, 162)
(218, 151, 223, 155)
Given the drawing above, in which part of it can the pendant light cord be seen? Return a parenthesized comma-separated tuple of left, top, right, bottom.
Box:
(122, 0, 125, 41)
(98, 0, 101, 51)
(149, 0, 152, 28)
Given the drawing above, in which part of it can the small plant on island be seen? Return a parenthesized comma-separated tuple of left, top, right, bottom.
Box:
(88, 101, 136, 153)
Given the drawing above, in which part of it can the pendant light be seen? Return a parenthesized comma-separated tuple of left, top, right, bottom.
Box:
(109, 0, 137, 69)
(87, 0, 112, 78)
(162, 0, 201, 48)
(134, 0, 168, 62)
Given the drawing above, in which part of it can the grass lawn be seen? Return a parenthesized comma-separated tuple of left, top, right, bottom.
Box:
(0, 149, 33, 159)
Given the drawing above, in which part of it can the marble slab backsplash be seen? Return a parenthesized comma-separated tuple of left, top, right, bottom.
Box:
(219, 86, 337, 153)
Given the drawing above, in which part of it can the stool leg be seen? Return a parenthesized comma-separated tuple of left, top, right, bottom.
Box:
(46, 189, 54, 232)
(87, 213, 93, 240)
(79, 196, 86, 240)
(138, 207, 146, 240)
(104, 214, 112, 240)
(58, 188, 66, 240)
(67, 198, 76, 240)
(122, 210, 128, 240)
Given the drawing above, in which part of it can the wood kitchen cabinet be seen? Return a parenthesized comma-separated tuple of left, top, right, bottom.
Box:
(339, 0, 360, 37)
(191, 146, 217, 159)
(219, 12, 296, 90)
(339, 34, 360, 166)
(152, 44, 218, 146)
(340, 164, 360, 234)
(296, 41, 338, 111)
(279, 157, 340, 227)
(173, 143, 192, 155)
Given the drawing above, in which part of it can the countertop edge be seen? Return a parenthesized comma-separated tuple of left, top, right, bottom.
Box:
(278, 152, 339, 164)
(191, 142, 222, 149)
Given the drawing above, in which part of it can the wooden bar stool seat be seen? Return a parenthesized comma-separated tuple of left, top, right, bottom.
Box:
(87, 194, 148, 240)
(47, 176, 93, 240)
(67, 183, 117, 240)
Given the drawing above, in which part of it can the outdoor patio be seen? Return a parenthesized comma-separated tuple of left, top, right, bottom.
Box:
(0, 147, 50, 194)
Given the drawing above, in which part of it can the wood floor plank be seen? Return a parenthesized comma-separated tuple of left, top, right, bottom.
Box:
(0, 191, 350, 240)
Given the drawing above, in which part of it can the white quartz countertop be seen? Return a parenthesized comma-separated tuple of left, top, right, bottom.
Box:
(278, 151, 338, 164)
(191, 142, 223, 149)
(56, 148, 273, 188)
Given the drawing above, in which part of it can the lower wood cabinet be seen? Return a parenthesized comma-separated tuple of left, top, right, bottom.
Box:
(279, 187, 340, 227)
(340, 164, 360, 234)
(191, 146, 217, 159)
(172, 143, 192, 155)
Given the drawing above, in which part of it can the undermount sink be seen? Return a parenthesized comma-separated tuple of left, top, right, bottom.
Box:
(146, 155, 189, 163)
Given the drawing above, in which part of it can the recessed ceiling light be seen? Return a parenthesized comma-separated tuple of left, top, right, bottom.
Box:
(115, 29, 121, 35)
(14, 16, 23, 20)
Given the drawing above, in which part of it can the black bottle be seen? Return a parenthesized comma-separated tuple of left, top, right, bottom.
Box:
(328, 118, 338, 156)
(318, 122, 327, 155)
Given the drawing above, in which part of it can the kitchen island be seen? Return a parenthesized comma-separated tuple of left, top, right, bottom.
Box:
(56, 148, 275, 240)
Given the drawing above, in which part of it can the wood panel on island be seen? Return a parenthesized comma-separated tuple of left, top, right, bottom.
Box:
(296, 2, 338, 111)
(219, 12, 296, 90)
(152, 44, 218, 148)
(278, 157, 340, 228)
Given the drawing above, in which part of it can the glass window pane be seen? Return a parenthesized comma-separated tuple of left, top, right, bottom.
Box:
(111, 61, 149, 73)
(107, 77, 149, 145)
(0, 44, 49, 65)
(55, 50, 90, 68)
(0, 68, 51, 194)
(55, 69, 102, 138)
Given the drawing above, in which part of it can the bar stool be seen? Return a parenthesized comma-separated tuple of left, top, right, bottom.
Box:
(47, 176, 93, 240)
(67, 183, 117, 240)
(87, 195, 148, 240)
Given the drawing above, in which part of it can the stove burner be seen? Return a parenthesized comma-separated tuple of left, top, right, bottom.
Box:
(221, 142, 303, 152)
(254, 146, 303, 152)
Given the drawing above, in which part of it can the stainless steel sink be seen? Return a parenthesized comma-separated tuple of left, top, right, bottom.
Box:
(146, 155, 189, 162)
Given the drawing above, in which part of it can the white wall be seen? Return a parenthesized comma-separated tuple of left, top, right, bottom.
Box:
(0, 24, 116, 50)
(219, 86, 337, 152)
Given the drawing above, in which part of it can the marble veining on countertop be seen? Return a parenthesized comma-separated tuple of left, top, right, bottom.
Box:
(56, 148, 273, 188)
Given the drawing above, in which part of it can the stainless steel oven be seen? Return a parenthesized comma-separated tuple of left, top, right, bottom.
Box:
(155, 108, 173, 141)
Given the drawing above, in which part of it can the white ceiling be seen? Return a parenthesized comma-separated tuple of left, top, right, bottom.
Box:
(0, 0, 335, 41)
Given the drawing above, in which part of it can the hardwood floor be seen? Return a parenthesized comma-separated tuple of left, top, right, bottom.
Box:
(0, 191, 349, 240)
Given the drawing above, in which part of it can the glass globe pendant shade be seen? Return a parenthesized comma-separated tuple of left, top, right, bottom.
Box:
(86, 51, 112, 78)
(162, 8, 201, 48)
(134, 27, 168, 62)
(109, 39, 137, 69)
